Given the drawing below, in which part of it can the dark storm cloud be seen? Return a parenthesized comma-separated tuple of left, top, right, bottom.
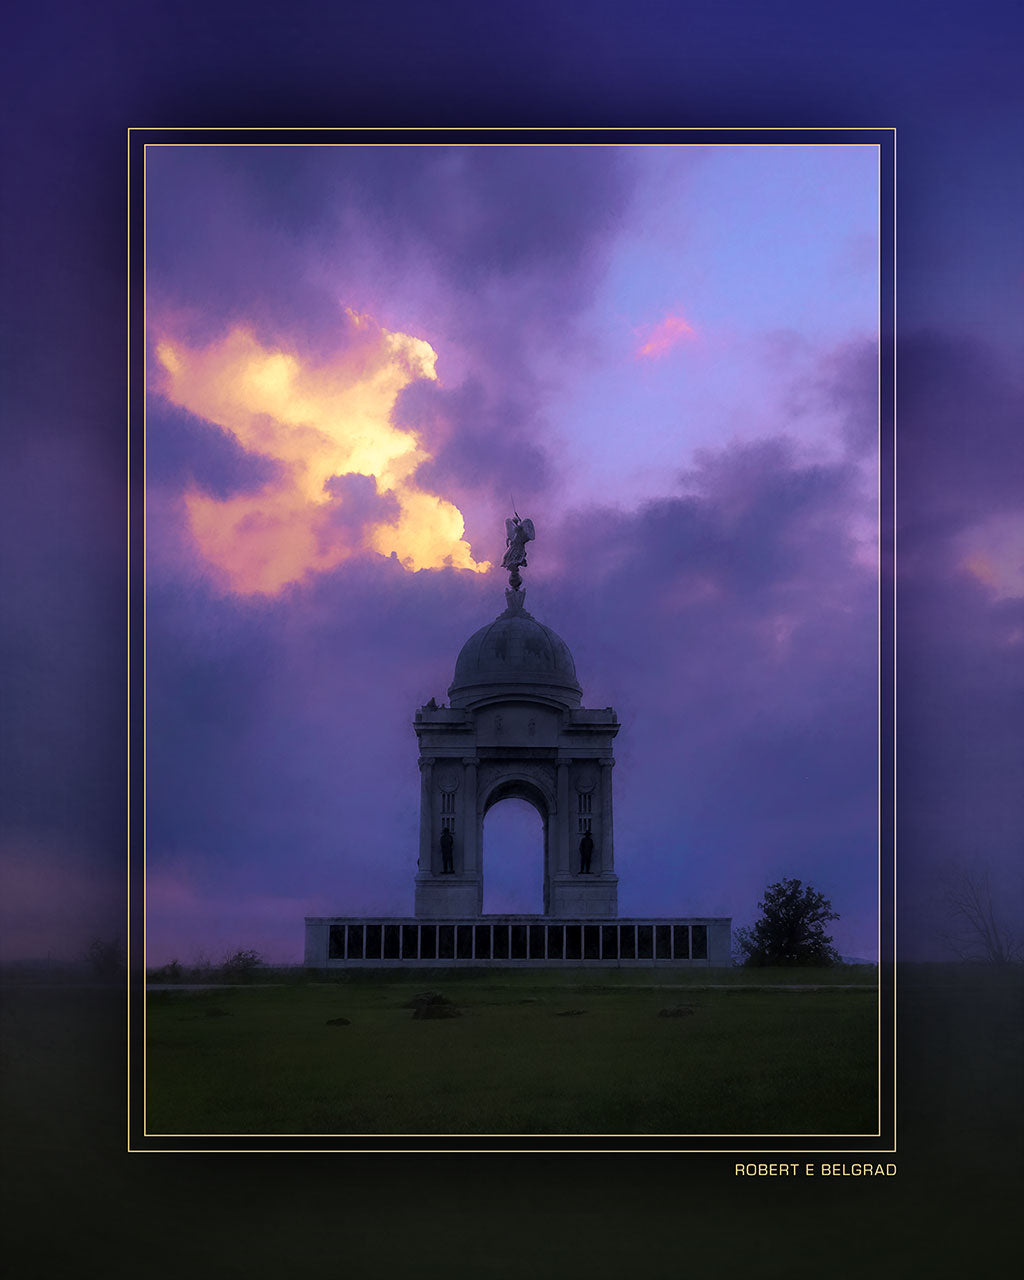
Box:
(548, 438, 878, 929)
(340, 145, 631, 291)
(0, 433, 125, 956)
(146, 399, 284, 498)
(144, 553, 498, 956)
(806, 338, 879, 457)
(225, 144, 631, 291)
(895, 331, 1024, 956)
(0, 435, 124, 850)
(898, 332, 1024, 551)
(145, 580, 307, 874)
(395, 378, 550, 500)
(147, 145, 632, 365)
(322, 472, 401, 541)
(145, 147, 344, 348)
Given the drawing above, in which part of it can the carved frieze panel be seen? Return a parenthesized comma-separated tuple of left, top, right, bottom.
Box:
(477, 759, 557, 811)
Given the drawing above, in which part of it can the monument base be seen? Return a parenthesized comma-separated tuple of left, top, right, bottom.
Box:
(304, 915, 732, 966)
(547, 873, 618, 918)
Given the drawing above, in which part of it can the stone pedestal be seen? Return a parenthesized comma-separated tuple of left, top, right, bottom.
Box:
(548, 873, 619, 918)
(414, 874, 482, 919)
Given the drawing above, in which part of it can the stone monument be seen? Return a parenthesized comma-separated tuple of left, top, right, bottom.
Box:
(304, 513, 731, 966)
(413, 512, 619, 919)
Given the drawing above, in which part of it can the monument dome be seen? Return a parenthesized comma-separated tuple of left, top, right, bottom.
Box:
(448, 604, 583, 709)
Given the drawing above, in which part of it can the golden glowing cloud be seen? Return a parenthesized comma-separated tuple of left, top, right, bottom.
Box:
(151, 316, 490, 594)
(636, 313, 697, 360)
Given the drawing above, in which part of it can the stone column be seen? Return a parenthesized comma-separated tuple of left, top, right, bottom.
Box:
(462, 758, 478, 875)
(418, 758, 433, 875)
(600, 757, 614, 873)
(557, 761, 570, 873)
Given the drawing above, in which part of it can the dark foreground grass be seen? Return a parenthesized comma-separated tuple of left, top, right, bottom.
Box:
(145, 970, 877, 1135)
(3, 967, 1020, 1276)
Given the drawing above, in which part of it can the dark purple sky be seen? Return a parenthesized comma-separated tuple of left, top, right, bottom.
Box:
(2, 1, 1022, 968)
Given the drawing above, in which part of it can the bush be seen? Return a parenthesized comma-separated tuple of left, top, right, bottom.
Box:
(221, 949, 264, 982)
(149, 959, 183, 983)
(735, 878, 840, 967)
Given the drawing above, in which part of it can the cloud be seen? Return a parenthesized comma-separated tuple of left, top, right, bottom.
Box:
(636, 313, 697, 359)
(147, 401, 284, 499)
(898, 331, 1024, 555)
(151, 313, 491, 593)
(145, 145, 632, 391)
(806, 338, 878, 458)
(393, 378, 551, 502)
(0, 432, 125, 876)
(143, 146, 636, 598)
(893, 332, 1024, 955)
(956, 512, 1024, 599)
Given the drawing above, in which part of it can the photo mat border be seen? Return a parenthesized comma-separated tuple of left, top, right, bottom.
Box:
(127, 124, 896, 1155)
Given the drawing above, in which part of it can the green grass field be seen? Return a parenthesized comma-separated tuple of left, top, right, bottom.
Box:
(145, 968, 878, 1136)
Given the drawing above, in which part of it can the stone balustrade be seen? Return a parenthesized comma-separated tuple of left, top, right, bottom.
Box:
(304, 916, 732, 966)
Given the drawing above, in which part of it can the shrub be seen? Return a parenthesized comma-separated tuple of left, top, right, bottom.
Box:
(221, 949, 264, 982)
(735, 878, 840, 967)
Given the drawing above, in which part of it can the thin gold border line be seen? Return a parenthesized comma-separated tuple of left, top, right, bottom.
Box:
(135, 1152, 896, 1162)
(135, 132, 890, 1154)
(142, 140, 150, 1139)
(127, 128, 133, 1153)
(134, 130, 895, 1155)
(133, 1134, 892, 1149)
(145, 1124, 883, 1139)
(885, 127, 896, 1152)
(137, 141, 884, 145)
(129, 127, 896, 134)
(875, 139, 883, 1144)
(136, 142, 885, 153)
(136, 1152, 897, 1158)
(130, 1133, 894, 1153)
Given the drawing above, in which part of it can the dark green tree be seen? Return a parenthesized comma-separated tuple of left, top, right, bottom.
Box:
(735, 878, 841, 967)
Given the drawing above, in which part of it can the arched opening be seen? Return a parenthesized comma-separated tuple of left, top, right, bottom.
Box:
(482, 797, 545, 915)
